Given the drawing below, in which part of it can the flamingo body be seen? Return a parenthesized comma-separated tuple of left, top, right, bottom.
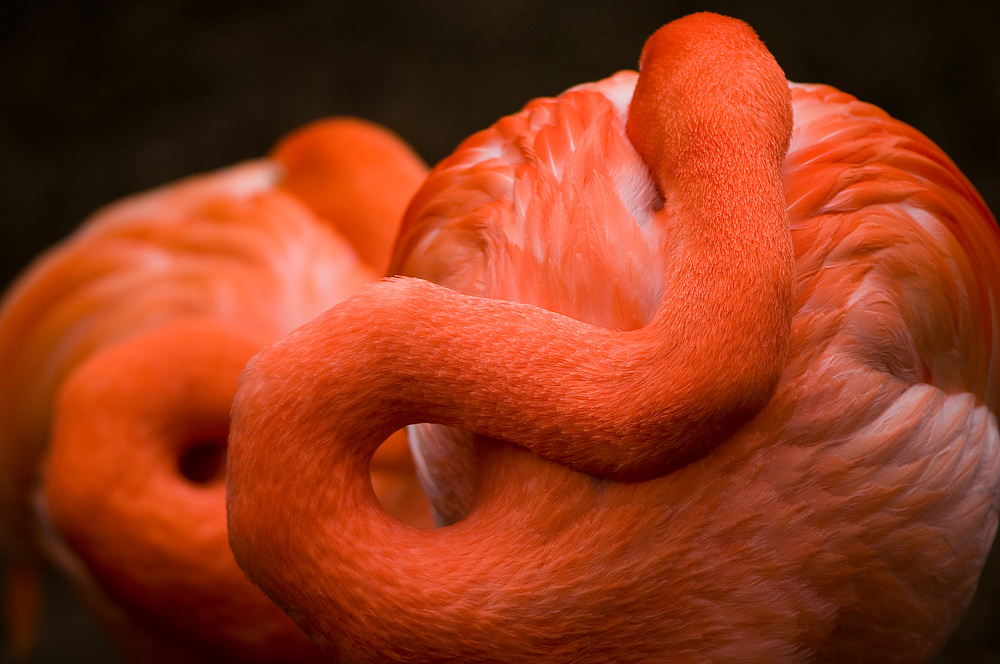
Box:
(0, 119, 430, 660)
(226, 13, 1000, 663)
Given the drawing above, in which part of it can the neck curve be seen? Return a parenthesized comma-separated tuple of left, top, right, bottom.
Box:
(44, 319, 327, 662)
(228, 12, 794, 661)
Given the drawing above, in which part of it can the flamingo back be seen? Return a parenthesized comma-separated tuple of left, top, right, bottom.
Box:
(393, 71, 667, 332)
(786, 82, 1000, 413)
(389, 72, 1000, 662)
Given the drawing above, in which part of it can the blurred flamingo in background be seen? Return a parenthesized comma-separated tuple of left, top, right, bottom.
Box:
(0, 117, 430, 662)
(227, 13, 1000, 663)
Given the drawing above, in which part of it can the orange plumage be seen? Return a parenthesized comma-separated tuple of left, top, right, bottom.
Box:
(0, 118, 430, 661)
(227, 13, 1000, 663)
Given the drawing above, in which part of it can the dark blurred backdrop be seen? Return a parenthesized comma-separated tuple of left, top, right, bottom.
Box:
(1, 1, 998, 662)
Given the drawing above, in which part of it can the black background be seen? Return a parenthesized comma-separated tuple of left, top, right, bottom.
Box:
(1, 1, 998, 662)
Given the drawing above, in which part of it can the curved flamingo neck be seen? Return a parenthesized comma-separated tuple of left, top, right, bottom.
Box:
(619, 13, 794, 471)
(43, 319, 325, 661)
(272, 12, 792, 482)
(228, 12, 794, 658)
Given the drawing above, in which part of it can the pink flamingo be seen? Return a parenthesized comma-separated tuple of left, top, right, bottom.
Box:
(0, 118, 429, 661)
(227, 13, 1000, 663)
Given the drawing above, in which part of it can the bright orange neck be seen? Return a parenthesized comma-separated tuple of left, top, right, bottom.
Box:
(228, 12, 795, 661)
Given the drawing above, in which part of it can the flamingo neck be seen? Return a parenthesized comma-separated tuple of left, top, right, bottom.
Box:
(228, 12, 794, 656)
(44, 319, 324, 660)
(618, 13, 794, 468)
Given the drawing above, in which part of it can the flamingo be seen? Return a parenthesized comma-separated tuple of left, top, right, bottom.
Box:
(0, 117, 430, 661)
(226, 12, 1000, 663)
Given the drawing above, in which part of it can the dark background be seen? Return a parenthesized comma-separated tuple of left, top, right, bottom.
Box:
(1, 1, 998, 662)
